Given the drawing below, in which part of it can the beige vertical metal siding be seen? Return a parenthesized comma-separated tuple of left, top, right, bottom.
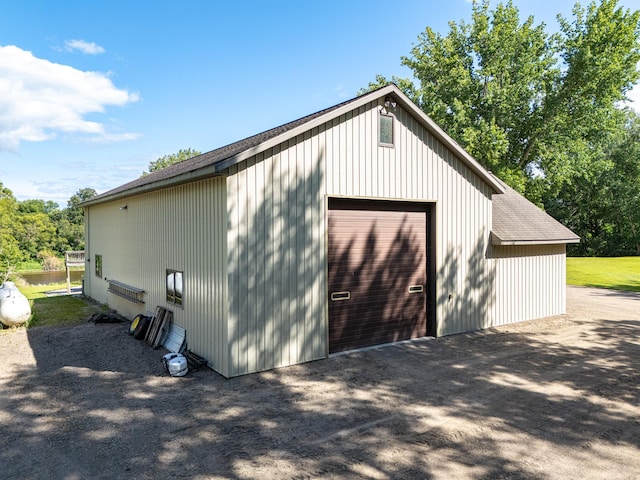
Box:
(85, 177, 229, 373)
(224, 99, 496, 375)
(225, 131, 327, 377)
(488, 244, 567, 325)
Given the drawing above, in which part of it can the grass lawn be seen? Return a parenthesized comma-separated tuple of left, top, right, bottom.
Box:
(1, 282, 105, 332)
(567, 256, 640, 292)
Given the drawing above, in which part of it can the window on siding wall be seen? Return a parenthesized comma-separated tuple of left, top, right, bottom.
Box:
(166, 269, 183, 306)
(379, 112, 394, 146)
(95, 255, 102, 278)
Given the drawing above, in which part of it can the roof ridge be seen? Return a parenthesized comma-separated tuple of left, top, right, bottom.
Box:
(86, 87, 388, 204)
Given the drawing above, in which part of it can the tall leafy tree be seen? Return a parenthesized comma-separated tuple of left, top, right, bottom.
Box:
(141, 148, 201, 176)
(65, 188, 97, 223)
(364, 0, 640, 202)
(15, 212, 57, 259)
(60, 188, 97, 251)
(1, 185, 99, 274)
(546, 109, 640, 255)
(0, 183, 23, 280)
(608, 117, 640, 254)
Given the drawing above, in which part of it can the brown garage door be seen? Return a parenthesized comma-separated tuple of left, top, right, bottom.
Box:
(328, 199, 431, 354)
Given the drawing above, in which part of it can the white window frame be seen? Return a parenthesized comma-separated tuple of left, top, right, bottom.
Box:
(166, 269, 184, 307)
(379, 111, 394, 147)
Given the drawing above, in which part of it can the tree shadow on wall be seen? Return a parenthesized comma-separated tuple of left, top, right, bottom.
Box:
(226, 141, 327, 375)
(437, 234, 496, 335)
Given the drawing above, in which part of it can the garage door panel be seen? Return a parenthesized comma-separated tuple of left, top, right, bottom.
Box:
(328, 200, 430, 354)
(330, 313, 427, 352)
(327, 269, 426, 286)
(328, 243, 426, 265)
(333, 322, 426, 341)
(329, 293, 426, 310)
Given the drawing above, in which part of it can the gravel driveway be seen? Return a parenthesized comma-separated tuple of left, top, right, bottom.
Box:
(1, 286, 639, 479)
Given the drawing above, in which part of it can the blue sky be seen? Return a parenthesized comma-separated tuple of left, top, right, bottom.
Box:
(1, 0, 639, 206)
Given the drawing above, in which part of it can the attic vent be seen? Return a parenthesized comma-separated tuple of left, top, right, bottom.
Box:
(107, 279, 145, 304)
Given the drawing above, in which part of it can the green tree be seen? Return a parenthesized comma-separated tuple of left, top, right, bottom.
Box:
(1, 185, 97, 274)
(0, 183, 23, 280)
(16, 199, 64, 263)
(608, 116, 640, 254)
(59, 188, 97, 252)
(546, 109, 640, 255)
(15, 212, 57, 259)
(17, 199, 59, 214)
(141, 148, 201, 176)
(65, 188, 97, 224)
(364, 0, 640, 201)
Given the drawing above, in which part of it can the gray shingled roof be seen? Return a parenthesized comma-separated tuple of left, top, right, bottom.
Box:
(85, 96, 352, 204)
(82, 85, 506, 207)
(491, 177, 579, 245)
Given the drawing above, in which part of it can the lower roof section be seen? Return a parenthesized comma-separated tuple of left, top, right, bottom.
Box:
(491, 177, 579, 246)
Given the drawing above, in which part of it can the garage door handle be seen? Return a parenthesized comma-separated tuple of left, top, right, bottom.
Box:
(331, 291, 351, 301)
(408, 285, 423, 293)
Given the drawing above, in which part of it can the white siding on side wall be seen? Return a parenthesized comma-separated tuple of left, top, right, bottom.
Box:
(488, 244, 567, 326)
(85, 177, 229, 374)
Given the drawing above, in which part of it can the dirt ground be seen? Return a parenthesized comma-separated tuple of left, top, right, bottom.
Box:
(1, 286, 639, 480)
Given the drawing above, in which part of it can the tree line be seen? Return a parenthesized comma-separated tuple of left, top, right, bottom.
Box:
(365, 0, 640, 256)
(0, 185, 96, 280)
(0, 150, 201, 281)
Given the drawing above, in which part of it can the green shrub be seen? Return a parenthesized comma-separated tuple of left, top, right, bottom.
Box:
(38, 250, 63, 271)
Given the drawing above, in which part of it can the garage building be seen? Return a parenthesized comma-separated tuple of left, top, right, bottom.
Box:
(82, 84, 579, 377)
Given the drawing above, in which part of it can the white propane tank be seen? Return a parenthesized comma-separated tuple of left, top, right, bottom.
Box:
(0, 282, 31, 327)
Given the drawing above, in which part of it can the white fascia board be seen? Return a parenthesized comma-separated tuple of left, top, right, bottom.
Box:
(492, 234, 581, 246)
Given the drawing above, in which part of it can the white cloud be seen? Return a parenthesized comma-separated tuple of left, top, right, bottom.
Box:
(0, 45, 140, 151)
(64, 39, 106, 55)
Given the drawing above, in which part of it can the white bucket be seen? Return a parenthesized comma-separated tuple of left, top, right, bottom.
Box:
(162, 353, 188, 377)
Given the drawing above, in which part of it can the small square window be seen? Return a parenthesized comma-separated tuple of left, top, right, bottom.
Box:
(95, 254, 102, 278)
(379, 113, 394, 146)
(166, 269, 183, 306)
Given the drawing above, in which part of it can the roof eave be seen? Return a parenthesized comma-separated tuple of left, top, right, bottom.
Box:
(214, 85, 506, 194)
(491, 234, 581, 246)
(81, 166, 224, 208)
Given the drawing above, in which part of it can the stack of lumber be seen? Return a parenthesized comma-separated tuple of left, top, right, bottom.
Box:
(144, 306, 172, 348)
